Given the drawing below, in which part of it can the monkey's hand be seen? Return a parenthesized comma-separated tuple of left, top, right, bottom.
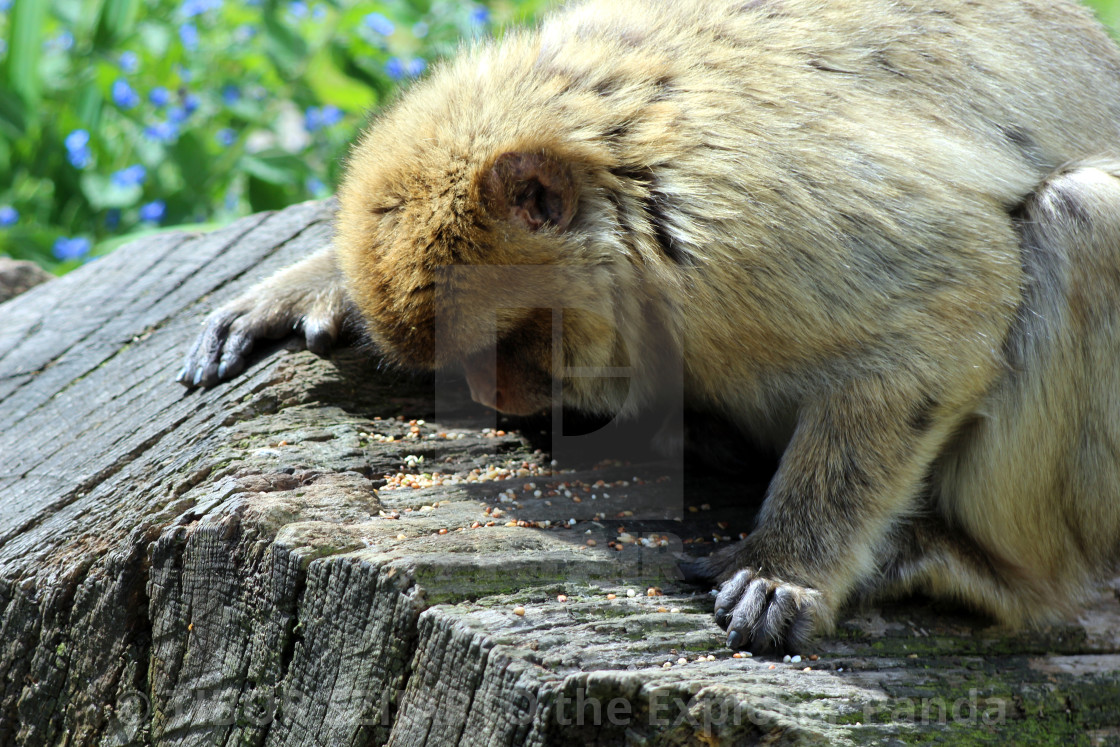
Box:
(178, 246, 354, 388)
(713, 568, 824, 654)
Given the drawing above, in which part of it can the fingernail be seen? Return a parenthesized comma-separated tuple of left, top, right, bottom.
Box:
(727, 630, 743, 649)
(715, 608, 729, 627)
(217, 362, 227, 379)
(175, 366, 186, 382)
(193, 370, 203, 387)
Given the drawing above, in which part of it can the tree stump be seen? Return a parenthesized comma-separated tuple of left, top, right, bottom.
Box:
(2, 199, 1119, 746)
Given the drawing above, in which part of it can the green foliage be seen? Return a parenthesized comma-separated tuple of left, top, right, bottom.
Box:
(0, 0, 1115, 273)
(0, 0, 550, 272)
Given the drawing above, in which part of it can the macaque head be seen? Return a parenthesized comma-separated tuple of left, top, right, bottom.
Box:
(335, 114, 645, 417)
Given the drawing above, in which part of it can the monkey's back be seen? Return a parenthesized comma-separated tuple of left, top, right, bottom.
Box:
(341, 0, 1120, 405)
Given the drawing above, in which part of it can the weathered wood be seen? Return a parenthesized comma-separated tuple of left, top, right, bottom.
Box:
(1, 199, 1119, 746)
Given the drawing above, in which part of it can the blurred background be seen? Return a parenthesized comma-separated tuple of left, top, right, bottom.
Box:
(0, 0, 1116, 274)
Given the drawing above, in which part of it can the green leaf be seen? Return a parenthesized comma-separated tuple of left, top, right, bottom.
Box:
(247, 175, 296, 213)
(7, 0, 49, 106)
(262, 13, 309, 79)
(94, 0, 140, 47)
(75, 84, 104, 133)
(80, 173, 143, 210)
(241, 150, 305, 186)
(0, 88, 28, 140)
(172, 133, 210, 194)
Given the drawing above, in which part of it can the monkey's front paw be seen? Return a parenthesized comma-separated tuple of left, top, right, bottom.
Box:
(714, 570, 822, 653)
(178, 301, 344, 388)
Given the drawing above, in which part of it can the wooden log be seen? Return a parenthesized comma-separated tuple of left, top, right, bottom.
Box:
(1, 199, 1118, 746)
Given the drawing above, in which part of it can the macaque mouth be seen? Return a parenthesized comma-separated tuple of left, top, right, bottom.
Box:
(460, 348, 552, 415)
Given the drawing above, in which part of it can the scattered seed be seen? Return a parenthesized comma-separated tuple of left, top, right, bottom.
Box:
(513, 606, 526, 616)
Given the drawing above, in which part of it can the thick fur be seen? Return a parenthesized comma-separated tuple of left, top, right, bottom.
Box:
(181, 0, 1120, 652)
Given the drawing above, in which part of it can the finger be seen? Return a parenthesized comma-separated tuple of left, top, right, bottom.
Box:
(180, 313, 234, 388)
(727, 578, 770, 650)
(756, 586, 798, 652)
(714, 570, 753, 629)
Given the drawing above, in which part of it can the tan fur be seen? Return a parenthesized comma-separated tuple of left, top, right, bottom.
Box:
(182, 0, 1120, 652)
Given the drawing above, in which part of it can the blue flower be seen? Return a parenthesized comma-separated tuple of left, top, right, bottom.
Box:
(288, 1, 307, 19)
(168, 106, 189, 124)
(65, 130, 92, 169)
(112, 79, 140, 109)
(68, 147, 91, 168)
(65, 129, 90, 152)
(181, 0, 221, 17)
(0, 0, 11, 12)
(470, 6, 490, 26)
(312, 5, 326, 21)
(180, 23, 200, 50)
(149, 87, 171, 107)
(52, 237, 92, 261)
(320, 104, 342, 127)
(412, 21, 429, 38)
(386, 57, 425, 80)
(118, 51, 139, 73)
(0, 206, 18, 226)
(105, 209, 121, 229)
(144, 120, 179, 143)
(363, 12, 394, 36)
(111, 165, 147, 189)
(221, 85, 240, 105)
(304, 104, 342, 132)
(216, 128, 236, 146)
(139, 200, 166, 223)
(306, 176, 327, 196)
(304, 106, 323, 131)
(175, 64, 193, 83)
(46, 31, 74, 52)
(184, 93, 200, 114)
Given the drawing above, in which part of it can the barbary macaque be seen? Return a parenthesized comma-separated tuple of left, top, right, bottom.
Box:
(180, 0, 1120, 653)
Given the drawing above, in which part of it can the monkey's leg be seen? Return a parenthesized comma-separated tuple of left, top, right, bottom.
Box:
(179, 246, 355, 387)
(688, 377, 959, 653)
(859, 517, 1033, 622)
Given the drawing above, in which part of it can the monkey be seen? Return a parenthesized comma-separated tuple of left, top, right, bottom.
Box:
(179, 0, 1120, 653)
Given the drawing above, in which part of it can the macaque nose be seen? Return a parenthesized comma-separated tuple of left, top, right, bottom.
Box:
(462, 352, 500, 410)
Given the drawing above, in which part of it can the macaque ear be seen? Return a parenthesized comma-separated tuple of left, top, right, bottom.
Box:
(483, 152, 578, 232)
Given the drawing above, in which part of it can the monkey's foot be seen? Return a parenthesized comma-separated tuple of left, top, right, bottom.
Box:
(713, 570, 822, 654)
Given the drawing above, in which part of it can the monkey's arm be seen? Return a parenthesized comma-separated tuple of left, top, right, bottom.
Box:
(178, 246, 354, 387)
(689, 374, 949, 652)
